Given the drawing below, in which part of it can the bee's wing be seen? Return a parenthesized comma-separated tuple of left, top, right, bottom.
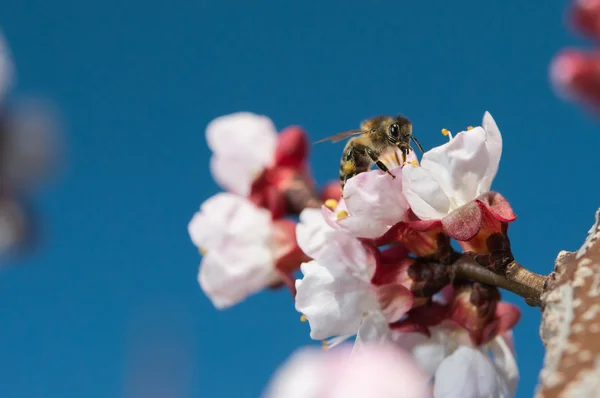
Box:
(314, 129, 364, 144)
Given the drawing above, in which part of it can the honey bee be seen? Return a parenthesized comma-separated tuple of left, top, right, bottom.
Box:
(316, 115, 424, 189)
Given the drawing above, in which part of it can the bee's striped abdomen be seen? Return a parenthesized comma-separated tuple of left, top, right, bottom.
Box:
(339, 138, 371, 189)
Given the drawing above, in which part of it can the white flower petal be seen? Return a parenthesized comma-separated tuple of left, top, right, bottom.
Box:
(188, 193, 271, 250)
(489, 332, 519, 397)
(353, 314, 392, 351)
(421, 126, 489, 208)
(341, 167, 409, 238)
(0, 32, 13, 100)
(394, 330, 452, 379)
(198, 246, 275, 309)
(206, 112, 277, 161)
(433, 346, 501, 398)
(296, 209, 373, 277)
(402, 166, 451, 220)
(206, 112, 277, 195)
(295, 260, 378, 340)
(478, 111, 503, 194)
(209, 155, 261, 196)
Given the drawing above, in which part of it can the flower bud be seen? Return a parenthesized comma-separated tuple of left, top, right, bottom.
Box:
(449, 282, 500, 346)
(273, 125, 308, 169)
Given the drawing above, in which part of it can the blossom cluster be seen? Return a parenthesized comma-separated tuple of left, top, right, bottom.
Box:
(189, 111, 521, 397)
(0, 30, 58, 256)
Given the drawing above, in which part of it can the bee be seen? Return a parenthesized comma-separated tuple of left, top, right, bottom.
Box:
(316, 115, 424, 189)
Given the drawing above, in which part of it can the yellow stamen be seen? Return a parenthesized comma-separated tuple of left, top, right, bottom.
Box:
(321, 340, 329, 351)
(336, 210, 349, 220)
(441, 128, 450, 136)
(300, 315, 307, 322)
(199, 247, 207, 255)
(324, 199, 338, 210)
(410, 160, 418, 166)
(467, 126, 474, 130)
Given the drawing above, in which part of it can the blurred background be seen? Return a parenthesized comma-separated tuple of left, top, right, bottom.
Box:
(0, 0, 597, 397)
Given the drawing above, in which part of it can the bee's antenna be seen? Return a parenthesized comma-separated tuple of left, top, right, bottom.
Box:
(411, 136, 425, 153)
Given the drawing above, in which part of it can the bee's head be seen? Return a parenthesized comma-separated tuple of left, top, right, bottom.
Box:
(387, 116, 412, 143)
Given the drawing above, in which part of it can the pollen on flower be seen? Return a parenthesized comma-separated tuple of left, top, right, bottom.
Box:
(441, 128, 450, 136)
(324, 199, 339, 210)
(336, 210, 349, 220)
(467, 126, 474, 130)
(300, 315, 307, 322)
(199, 247, 207, 255)
(321, 340, 329, 351)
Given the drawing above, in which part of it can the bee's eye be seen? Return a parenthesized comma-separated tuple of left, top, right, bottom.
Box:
(389, 123, 400, 139)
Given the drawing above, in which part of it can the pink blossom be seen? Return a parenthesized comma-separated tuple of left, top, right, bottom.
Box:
(262, 343, 429, 398)
(188, 193, 305, 309)
(321, 165, 409, 239)
(401, 112, 515, 246)
(206, 112, 313, 217)
(295, 208, 413, 348)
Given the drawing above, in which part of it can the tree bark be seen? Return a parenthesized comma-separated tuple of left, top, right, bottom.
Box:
(536, 208, 600, 397)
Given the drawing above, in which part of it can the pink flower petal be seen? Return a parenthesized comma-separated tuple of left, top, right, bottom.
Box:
(263, 344, 429, 398)
(296, 208, 375, 276)
(376, 283, 414, 323)
(340, 167, 409, 238)
(441, 200, 482, 241)
(489, 302, 521, 341)
(477, 191, 516, 223)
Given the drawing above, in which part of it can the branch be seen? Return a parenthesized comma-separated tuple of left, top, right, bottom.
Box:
(451, 256, 545, 307)
(536, 208, 600, 398)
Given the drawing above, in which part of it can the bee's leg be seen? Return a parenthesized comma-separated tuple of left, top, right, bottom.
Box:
(411, 136, 425, 153)
(396, 146, 407, 163)
(365, 147, 395, 179)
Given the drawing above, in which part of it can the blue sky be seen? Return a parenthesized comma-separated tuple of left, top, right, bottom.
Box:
(0, 0, 597, 397)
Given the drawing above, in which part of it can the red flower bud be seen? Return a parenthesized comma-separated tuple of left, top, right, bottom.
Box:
(551, 49, 600, 111)
(572, 0, 600, 40)
(273, 126, 309, 169)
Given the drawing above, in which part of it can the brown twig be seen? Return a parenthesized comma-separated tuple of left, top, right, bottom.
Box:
(451, 255, 545, 307)
(505, 260, 546, 296)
